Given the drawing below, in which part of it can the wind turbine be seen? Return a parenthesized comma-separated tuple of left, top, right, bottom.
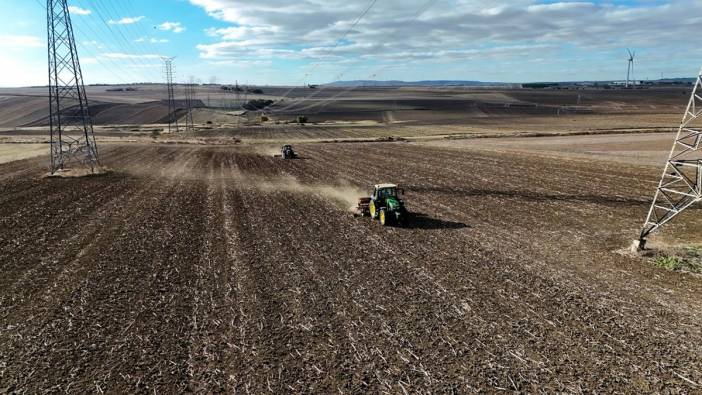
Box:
(626, 49, 635, 87)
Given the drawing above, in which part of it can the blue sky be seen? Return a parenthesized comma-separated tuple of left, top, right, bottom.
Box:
(1, 0, 701, 86)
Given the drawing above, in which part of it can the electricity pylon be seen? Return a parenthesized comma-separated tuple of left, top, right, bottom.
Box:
(162, 57, 179, 133)
(639, 67, 702, 248)
(47, 0, 100, 174)
(235, 80, 241, 110)
(184, 78, 195, 133)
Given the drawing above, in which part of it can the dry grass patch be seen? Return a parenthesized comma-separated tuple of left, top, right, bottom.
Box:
(0, 143, 46, 164)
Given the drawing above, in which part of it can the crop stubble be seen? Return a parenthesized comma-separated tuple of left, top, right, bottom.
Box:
(1, 142, 701, 393)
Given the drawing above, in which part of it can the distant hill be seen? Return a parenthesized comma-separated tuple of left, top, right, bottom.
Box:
(325, 80, 517, 87)
(326, 78, 697, 88)
(656, 78, 696, 84)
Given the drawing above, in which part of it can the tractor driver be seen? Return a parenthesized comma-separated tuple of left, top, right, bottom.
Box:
(375, 187, 395, 199)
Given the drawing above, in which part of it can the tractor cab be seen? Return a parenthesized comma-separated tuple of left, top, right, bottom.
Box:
(372, 184, 400, 200)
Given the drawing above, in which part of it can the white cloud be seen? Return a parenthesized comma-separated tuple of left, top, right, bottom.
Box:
(81, 57, 99, 65)
(205, 25, 279, 40)
(102, 52, 162, 60)
(208, 59, 273, 67)
(81, 40, 105, 50)
(0, 35, 42, 49)
(157, 22, 186, 33)
(108, 16, 145, 25)
(68, 6, 92, 16)
(135, 37, 170, 44)
(125, 64, 162, 69)
(189, 0, 702, 68)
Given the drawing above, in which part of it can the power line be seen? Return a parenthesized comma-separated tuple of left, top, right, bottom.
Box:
(34, 0, 134, 85)
(104, 0, 165, 70)
(62, 0, 156, 83)
(273, 0, 441, 114)
(124, 0, 170, 49)
(80, 1, 151, 74)
(51, 0, 163, 83)
(80, 0, 162, 81)
(272, 0, 379, 105)
(90, 0, 159, 68)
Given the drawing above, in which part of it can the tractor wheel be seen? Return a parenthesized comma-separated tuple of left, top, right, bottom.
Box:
(379, 209, 388, 226)
(369, 201, 378, 219)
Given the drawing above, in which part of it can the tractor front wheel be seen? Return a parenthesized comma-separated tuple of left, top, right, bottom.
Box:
(379, 209, 388, 226)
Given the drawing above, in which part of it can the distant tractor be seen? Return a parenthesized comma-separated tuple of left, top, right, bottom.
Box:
(356, 183, 409, 226)
(274, 144, 298, 159)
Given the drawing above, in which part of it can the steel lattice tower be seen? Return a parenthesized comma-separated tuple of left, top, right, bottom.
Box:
(639, 67, 702, 247)
(162, 57, 179, 133)
(47, 0, 99, 174)
(184, 79, 195, 133)
(235, 81, 241, 109)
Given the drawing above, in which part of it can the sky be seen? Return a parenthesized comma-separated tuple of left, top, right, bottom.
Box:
(2, 0, 702, 87)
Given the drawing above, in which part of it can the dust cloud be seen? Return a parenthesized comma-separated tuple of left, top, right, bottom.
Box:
(256, 176, 368, 210)
(116, 148, 369, 209)
(253, 145, 283, 157)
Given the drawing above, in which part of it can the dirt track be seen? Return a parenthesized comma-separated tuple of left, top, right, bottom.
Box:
(1, 143, 702, 393)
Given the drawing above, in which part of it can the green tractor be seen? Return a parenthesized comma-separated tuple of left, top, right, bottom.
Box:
(357, 183, 409, 226)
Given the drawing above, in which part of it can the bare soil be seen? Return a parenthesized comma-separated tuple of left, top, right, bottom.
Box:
(423, 131, 678, 166)
(0, 85, 689, 129)
(1, 142, 701, 393)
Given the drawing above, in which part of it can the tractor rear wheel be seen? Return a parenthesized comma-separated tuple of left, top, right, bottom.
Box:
(370, 200, 378, 219)
(379, 209, 387, 226)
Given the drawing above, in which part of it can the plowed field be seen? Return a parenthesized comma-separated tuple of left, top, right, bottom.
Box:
(1, 143, 701, 393)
